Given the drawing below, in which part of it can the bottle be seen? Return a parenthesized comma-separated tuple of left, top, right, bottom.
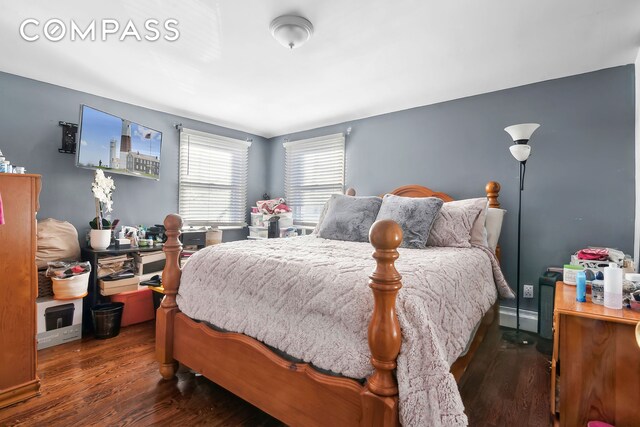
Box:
(604, 262, 623, 309)
(575, 271, 586, 302)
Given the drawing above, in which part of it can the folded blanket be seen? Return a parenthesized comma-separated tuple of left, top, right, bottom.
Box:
(177, 236, 512, 426)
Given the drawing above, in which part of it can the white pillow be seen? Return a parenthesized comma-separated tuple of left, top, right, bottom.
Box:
(470, 200, 489, 247)
(485, 208, 506, 252)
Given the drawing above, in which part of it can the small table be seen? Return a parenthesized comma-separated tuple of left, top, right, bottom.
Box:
(551, 281, 640, 426)
(81, 246, 163, 333)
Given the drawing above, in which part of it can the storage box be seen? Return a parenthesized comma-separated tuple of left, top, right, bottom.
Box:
(250, 212, 263, 226)
(249, 226, 268, 239)
(99, 276, 140, 296)
(36, 297, 83, 349)
(110, 288, 155, 326)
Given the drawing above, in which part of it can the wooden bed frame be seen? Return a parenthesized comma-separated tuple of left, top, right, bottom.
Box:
(157, 181, 502, 426)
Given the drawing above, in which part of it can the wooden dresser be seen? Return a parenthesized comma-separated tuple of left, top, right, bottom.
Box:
(0, 174, 41, 408)
(551, 281, 640, 426)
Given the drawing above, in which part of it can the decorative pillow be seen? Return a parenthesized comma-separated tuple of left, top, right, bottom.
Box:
(427, 198, 487, 248)
(470, 200, 489, 247)
(312, 199, 331, 234)
(485, 208, 506, 252)
(375, 194, 443, 249)
(317, 194, 382, 242)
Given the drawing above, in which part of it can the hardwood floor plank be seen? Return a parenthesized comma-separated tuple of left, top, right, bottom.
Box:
(0, 321, 551, 426)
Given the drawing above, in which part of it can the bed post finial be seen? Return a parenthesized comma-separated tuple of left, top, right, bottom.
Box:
(486, 181, 501, 208)
(360, 220, 402, 426)
(345, 187, 356, 196)
(157, 213, 183, 380)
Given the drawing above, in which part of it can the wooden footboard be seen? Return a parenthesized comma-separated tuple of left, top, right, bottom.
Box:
(156, 215, 404, 426)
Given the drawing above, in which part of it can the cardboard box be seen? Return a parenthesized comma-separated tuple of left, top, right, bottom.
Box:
(36, 297, 83, 350)
(99, 276, 140, 296)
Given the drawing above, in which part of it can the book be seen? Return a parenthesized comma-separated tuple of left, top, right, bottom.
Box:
(99, 276, 140, 296)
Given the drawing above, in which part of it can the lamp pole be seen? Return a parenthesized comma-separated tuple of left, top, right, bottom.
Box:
(502, 123, 539, 346)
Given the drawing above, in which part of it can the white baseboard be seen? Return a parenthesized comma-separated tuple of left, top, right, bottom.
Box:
(499, 306, 538, 333)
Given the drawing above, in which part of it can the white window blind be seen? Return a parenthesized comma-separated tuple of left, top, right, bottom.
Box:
(284, 133, 345, 225)
(179, 128, 251, 226)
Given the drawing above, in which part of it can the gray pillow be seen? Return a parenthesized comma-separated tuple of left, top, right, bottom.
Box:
(375, 194, 443, 248)
(317, 194, 383, 242)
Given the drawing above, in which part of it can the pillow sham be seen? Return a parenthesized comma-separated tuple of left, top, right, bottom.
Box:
(317, 194, 382, 242)
(485, 208, 506, 252)
(375, 194, 443, 249)
(427, 198, 487, 248)
(470, 200, 489, 247)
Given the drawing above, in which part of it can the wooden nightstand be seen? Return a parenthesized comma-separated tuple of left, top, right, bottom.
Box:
(551, 281, 640, 426)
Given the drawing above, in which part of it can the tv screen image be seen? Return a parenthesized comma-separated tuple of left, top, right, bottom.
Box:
(76, 105, 162, 180)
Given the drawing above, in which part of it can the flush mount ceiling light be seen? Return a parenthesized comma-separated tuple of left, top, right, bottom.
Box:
(269, 15, 313, 50)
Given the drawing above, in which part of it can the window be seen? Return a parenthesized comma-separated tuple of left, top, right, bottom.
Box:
(284, 133, 345, 225)
(179, 128, 251, 226)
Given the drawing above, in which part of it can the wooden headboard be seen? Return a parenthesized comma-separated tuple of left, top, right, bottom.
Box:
(346, 181, 501, 208)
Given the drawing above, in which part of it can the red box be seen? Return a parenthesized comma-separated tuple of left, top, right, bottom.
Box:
(110, 288, 155, 326)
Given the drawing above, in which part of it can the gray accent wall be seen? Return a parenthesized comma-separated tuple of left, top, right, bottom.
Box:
(267, 66, 636, 310)
(0, 71, 269, 242)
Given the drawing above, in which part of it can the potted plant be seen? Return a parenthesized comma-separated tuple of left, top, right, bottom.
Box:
(89, 169, 115, 250)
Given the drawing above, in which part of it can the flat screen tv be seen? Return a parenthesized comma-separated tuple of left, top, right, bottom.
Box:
(76, 105, 162, 180)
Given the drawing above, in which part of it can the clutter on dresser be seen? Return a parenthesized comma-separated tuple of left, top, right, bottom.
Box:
(563, 247, 639, 310)
(0, 149, 26, 174)
(564, 247, 634, 285)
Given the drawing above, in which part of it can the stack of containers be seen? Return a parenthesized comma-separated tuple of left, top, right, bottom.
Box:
(0, 149, 26, 174)
(249, 207, 294, 239)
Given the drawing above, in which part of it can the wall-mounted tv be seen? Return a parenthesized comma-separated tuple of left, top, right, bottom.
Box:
(76, 105, 162, 180)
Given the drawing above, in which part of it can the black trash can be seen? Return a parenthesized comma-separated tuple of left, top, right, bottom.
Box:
(91, 302, 125, 339)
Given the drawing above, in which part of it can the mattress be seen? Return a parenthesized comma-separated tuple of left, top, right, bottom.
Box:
(176, 235, 513, 426)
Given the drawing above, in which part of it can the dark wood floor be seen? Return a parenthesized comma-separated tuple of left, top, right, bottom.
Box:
(0, 320, 552, 426)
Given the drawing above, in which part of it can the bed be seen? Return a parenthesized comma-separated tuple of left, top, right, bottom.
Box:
(156, 181, 511, 426)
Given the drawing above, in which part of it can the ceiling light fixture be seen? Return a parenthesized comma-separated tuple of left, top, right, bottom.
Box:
(269, 15, 313, 50)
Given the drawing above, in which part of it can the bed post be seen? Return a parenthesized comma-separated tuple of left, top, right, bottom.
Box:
(360, 219, 403, 427)
(156, 213, 183, 380)
(485, 181, 501, 208)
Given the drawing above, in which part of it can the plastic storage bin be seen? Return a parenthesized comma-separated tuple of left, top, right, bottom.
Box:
(249, 226, 268, 239)
(110, 288, 155, 326)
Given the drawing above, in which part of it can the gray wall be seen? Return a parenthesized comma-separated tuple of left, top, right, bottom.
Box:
(268, 66, 636, 310)
(0, 71, 270, 242)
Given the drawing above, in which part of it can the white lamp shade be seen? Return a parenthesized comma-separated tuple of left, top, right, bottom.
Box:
(509, 144, 531, 162)
(504, 123, 540, 142)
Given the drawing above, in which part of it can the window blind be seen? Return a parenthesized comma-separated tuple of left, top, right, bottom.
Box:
(284, 133, 345, 225)
(179, 128, 251, 226)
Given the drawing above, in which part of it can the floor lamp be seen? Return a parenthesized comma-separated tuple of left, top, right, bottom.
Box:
(502, 123, 540, 346)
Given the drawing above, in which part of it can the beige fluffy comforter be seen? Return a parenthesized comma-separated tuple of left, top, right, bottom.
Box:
(177, 235, 513, 426)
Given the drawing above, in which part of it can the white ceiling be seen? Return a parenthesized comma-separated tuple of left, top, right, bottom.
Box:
(1, 0, 639, 138)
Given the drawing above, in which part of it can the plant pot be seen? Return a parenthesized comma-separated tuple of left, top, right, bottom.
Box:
(90, 229, 112, 250)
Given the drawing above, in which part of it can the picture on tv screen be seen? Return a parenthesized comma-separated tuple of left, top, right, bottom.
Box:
(76, 105, 162, 180)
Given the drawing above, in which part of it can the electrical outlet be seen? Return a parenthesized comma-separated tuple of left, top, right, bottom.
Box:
(523, 284, 534, 298)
